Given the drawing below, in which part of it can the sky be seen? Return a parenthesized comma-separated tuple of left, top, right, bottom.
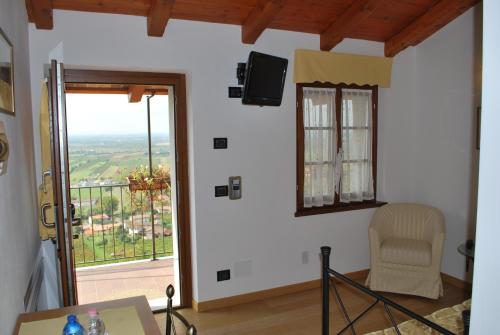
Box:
(66, 93, 170, 136)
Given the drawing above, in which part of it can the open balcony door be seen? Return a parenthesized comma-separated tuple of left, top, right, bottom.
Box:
(47, 60, 78, 306)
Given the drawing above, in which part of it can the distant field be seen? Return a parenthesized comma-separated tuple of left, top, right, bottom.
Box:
(68, 134, 171, 186)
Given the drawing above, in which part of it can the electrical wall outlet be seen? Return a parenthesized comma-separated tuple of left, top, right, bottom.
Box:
(217, 269, 231, 282)
(228, 86, 242, 98)
(213, 137, 228, 149)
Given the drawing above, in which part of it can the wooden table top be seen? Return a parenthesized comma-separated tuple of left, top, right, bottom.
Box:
(13, 295, 161, 335)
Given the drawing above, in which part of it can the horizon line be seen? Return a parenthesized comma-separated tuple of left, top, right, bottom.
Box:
(68, 133, 170, 136)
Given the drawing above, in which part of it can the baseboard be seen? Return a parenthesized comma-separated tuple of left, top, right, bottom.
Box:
(441, 272, 473, 291)
(192, 270, 469, 312)
(335, 269, 369, 282)
(193, 269, 370, 312)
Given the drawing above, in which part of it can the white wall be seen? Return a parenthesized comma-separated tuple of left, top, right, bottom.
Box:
(27, 7, 479, 303)
(378, 47, 417, 202)
(0, 0, 40, 333)
(470, 0, 500, 333)
(380, 7, 481, 282)
(410, 8, 481, 280)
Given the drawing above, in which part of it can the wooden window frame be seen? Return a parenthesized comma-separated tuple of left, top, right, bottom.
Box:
(296, 82, 386, 217)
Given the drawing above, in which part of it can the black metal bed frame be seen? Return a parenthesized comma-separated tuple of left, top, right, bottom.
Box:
(165, 284, 197, 335)
(321, 246, 455, 335)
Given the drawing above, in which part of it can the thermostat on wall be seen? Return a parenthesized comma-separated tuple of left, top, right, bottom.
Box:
(228, 176, 241, 200)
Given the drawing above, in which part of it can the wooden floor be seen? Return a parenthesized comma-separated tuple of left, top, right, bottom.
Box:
(155, 281, 469, 335)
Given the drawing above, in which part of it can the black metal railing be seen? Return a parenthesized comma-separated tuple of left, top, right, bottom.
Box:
(70, 184, 173, 267)
(321, 246, 456, 335)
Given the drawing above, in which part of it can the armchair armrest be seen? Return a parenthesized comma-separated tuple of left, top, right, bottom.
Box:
(423, 208, 445, 243)
(369, 212, 393, 243)
(368, 219, 392, 263)
(431, 232, 445, 268)
(368, 227, 382, 266)
(368, 207, 394, 265)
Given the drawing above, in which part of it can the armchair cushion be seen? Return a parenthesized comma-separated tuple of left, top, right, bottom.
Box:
(380, 238, 432, 267)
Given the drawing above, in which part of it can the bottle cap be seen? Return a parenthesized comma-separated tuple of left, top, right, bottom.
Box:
(67, 314, 77, 322)
(88, 308, 97, 317)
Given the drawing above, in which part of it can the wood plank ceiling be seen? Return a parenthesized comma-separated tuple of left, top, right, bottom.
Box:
(25, 0, 479, 57)
(64, 83, 168, 103)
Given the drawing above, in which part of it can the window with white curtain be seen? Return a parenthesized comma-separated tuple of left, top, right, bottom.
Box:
(296, 84, 380, 216)
(340, 89, 374, 202)
(303, 87, 337, 208)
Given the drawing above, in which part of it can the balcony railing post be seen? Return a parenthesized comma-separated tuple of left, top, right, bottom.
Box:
(78, 187, 85, 263)
(131, 192, 136, 258)
(100, 186, 105, 261)
(161, 189, 165, 253)
(321, 246, 331, 335)
(120, 186, 126, 258)
(146, 94, 157, 261)
(110, 187, 116, 260)
(89, 187, 96, 262)
(141, 192, 145, 256)
(150, 190, 157, 261)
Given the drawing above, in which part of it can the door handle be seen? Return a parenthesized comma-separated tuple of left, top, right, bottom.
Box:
(69, 203, 81, 226)
(41, 203, 55, 228)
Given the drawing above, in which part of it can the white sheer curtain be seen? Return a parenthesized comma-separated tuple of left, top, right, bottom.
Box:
(340, 89, 374, 202)
(303, 87, 337, 207)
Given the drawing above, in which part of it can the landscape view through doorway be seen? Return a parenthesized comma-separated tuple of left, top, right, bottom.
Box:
(65, 89, 180, 309)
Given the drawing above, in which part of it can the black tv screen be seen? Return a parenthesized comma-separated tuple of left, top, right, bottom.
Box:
(242, 52, 288, 106)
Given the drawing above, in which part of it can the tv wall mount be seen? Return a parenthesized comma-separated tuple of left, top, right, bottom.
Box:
(228, 62, 246, 98)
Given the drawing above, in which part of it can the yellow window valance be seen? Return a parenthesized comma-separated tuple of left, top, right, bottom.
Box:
(293, 49, 393, 88)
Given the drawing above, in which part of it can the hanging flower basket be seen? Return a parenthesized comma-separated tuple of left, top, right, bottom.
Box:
(127, 176, 170, 192)
(127, 165, 171, 207)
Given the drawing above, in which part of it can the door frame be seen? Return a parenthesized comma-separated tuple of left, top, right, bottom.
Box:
(48, 61, 78, 306)
(62, 69, 193, 307)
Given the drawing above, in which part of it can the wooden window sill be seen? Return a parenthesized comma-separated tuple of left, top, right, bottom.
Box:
(295, 201, 387, 217)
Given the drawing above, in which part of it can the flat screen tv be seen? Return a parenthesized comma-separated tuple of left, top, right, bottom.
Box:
(242, 51, 288, 106)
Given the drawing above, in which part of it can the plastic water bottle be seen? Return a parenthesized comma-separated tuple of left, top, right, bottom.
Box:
(62, 314, 86, 335)
(87, 308, 107, 335)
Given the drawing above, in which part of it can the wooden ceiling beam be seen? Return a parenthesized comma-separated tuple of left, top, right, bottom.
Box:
(25, 0, 54, 29)
(242, 0, 286, 44)
(52, 0, 150, 16)
(384, 0, 479, 57)
(147, 0, 175, 37)
(128, 85, 147, 103)
(320, 0, 381, 51)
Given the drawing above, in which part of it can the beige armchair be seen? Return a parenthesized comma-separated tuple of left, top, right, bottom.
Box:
(365, 203, 445, 299)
